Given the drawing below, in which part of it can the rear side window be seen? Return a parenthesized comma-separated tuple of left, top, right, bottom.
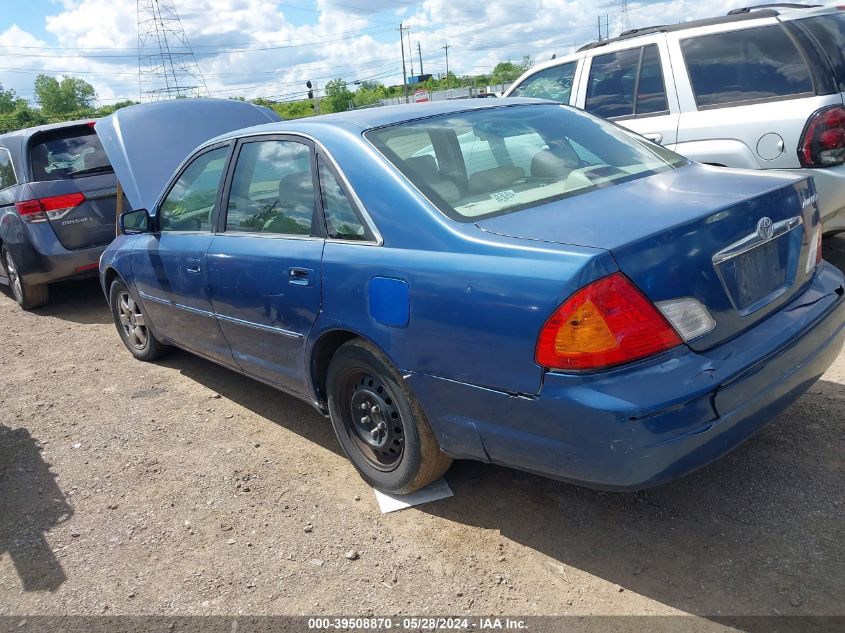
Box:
(681, 25, 814, 108)
(29, 126, 113, 182)
(585, 45, 668, 119)
(799, 13, 845, 92)
(510, 62, 577, 103)
(0, 149, 15, 190)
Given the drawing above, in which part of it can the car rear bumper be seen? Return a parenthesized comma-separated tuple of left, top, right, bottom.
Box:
(8, 222, 107, 285)
(408, 262, 845, 490)
(775, 165, 845, 235)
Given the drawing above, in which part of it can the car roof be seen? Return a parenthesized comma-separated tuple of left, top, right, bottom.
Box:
(576, 4, 837, 52)
(0, 118, 97, 143)
(204, 98, 551, 145)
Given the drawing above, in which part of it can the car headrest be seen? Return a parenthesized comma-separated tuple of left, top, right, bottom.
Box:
(403, 155, 440, 183)
(467, 165, 525, 195)
(278, 171, 315, 210)
(530, 148, 580, 180)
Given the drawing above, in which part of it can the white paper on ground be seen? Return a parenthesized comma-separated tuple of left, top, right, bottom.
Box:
(373, 478, 453, 513)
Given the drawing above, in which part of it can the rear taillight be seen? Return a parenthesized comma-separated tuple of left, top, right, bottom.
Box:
(799, 106, 845, 167)
(15, 192, 85, 223)
(535, 273, 683, 372)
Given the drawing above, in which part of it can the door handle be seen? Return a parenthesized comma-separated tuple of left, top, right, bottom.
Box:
(643, 132, 664, 145)
(186, 258, 201, 274)
(289, 267, 312, 286)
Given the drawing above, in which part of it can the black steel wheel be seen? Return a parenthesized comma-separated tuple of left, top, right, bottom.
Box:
(327, 338, 452, 494)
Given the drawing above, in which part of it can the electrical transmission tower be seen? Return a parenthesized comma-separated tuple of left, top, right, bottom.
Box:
(136, 0, 209, 101)
(617, 0, 632, 34)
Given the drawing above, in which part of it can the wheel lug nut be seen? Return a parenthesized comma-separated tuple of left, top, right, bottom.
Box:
(360, 402, 368, 411)
(360, 416, 370, 425)
(371, 405, 380, 415)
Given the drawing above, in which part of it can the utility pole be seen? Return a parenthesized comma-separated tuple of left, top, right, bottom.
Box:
(417, 42, 424, 75)
(442, 43, 450, 89)
(407, 27, 414, 76)
(398, 23, 409, 103)
(597, 15, 602, 41)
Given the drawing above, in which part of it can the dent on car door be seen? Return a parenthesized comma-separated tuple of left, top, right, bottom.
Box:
(206, 136, 325, 395)
(580, 41, 680, 146)
(131, 143, 237, 367)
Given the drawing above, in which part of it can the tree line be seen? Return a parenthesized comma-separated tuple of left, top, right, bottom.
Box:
(0, 57, 534, 133)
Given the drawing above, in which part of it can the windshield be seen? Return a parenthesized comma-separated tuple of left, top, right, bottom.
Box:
(29, 125, 113, 182)
(365, 104, 686, 221)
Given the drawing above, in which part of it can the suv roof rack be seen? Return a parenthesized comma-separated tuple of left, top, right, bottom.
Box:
(577, 4, 819, 52)
(727, 3, 821, 15)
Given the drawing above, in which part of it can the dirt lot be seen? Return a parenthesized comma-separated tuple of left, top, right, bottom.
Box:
(1, 238, 844, 624)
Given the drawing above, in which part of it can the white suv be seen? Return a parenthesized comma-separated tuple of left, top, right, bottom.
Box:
(503, 4, 845, 235)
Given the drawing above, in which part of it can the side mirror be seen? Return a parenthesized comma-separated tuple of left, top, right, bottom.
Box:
(120, 208, 150, 234)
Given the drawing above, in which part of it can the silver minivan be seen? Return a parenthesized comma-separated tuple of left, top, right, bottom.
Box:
(504, 4, 845, 235)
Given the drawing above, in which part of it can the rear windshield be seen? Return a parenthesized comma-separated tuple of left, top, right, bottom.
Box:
(364, 104, 686, 221)
(799, 12, 845, 92)
(681, 25, 814, 108)
(29, 125, 113, 182)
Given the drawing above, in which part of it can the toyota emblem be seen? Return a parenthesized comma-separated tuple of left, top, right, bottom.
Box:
(757, 217, 774, 240)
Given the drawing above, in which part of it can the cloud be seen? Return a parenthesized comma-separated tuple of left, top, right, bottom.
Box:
(0, 0, 799, 105)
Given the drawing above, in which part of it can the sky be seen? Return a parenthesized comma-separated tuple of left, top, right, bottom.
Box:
(0, 0, 747, 105)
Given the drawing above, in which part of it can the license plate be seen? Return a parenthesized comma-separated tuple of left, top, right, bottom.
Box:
(734, 239, 787, 309)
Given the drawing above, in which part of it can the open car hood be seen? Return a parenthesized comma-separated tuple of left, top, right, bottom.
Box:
(94, 99, 280, 212)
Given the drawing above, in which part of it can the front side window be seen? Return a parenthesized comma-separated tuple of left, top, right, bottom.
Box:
(0, 149, 16, 190)
(510, 62, 577, 103)
(318, 155, 369, 241)
(585, 45, 668, 119)
(366, 104, 686, 221)
(226, 140, 315, 236)
(159, 146, 229, 232)
(681, 25, 814, 108)
(29, 126, 113, 182)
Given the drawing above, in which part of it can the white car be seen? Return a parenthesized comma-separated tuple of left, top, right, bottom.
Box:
(504, 4, 845, 235)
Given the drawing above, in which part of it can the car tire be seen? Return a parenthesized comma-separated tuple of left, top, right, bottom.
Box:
(327, 338, 452, 494)
(1, 244, 48, 310)
(109, 278, 170, 362)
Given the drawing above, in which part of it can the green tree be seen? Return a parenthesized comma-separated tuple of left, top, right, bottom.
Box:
(94, 100, 137, 118)
(322, 78, 353, 114)
(33, 74, 97, 117)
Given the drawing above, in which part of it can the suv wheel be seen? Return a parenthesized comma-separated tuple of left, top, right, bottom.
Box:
(1, 245, 48, 309)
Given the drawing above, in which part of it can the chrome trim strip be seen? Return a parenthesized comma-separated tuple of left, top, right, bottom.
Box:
(712, 216, 803, 266)
(85, 186, 118, 200)
(137, 291, 302, 339)
(215, 312, 303, 339)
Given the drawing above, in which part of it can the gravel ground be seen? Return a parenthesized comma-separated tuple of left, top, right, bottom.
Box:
(0, 238, 843, 622)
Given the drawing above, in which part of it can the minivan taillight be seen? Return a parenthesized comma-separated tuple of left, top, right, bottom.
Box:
(535, 273, 683, 371)
(799, 105, 845, 167)
(15, 192, 85, 223)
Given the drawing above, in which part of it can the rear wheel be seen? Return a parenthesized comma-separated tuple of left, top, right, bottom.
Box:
(327, 338, 452, 494)
(109, 278, 170, 361)
(1, 245, 48, 310)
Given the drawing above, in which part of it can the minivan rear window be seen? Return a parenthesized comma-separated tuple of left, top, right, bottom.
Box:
(799, 12, 845, 92)
(681, 25, 814, 108)
(29, 125, 113, 182)
(365, 105, 686, 222)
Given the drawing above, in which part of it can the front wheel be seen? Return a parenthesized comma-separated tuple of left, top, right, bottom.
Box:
(1, 245, 48, 310)
(109, 278, 170, 361)
(327, 338, 452, 494)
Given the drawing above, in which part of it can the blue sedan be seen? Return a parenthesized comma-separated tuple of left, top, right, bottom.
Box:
(97, 98, 845, 494)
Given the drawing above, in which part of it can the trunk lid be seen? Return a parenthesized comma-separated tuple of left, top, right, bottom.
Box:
(94, 99, 280, 212)
(476, 165, 822, 350)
